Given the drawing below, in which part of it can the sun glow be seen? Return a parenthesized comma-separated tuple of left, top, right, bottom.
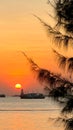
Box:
(15, 84, 22, 89)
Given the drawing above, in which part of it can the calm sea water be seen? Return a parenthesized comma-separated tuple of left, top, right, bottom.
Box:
(0, 97, 64, 130)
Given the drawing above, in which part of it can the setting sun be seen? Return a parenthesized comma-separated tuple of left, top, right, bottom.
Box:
(15, 84, 22, 89)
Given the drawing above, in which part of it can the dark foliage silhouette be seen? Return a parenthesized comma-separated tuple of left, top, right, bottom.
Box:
(62, 97, 73, 113)
(21, 0, 73, 130)
(55, 0, 73, 33)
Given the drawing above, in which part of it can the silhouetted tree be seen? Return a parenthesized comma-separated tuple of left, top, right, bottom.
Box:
(21, 0, 73, 130)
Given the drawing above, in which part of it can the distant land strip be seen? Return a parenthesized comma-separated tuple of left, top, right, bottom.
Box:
(0, 109, 60, 112)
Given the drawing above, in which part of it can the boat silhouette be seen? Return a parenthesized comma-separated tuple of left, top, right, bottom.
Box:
(20, 89, 45, 99)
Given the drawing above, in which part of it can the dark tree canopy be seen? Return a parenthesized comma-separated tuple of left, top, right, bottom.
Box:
(56, 0, 73, 33)
(21, 1, 73, 130)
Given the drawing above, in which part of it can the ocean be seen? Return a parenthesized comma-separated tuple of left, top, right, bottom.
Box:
(0, 97, 64, 130)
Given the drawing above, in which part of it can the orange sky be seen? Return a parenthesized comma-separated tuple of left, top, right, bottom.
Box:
(0, 0, 69, 95)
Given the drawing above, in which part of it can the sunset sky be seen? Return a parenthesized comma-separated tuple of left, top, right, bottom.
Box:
(0, 0, 69, 95)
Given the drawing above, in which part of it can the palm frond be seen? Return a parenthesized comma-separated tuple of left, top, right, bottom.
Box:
(56, 0, 73, 33)
(49, 84, 68, 101)
(20, 51, 40, 72)
(44, 86, 50, 91)
(33, 14, 54, 36)
(20, 51, 73, 90)
(53, 49, 67, 68)
(53, 49, 73, 72)
(34, 15, 73, 48)
(38, 69, 50, 82)
(56, 117, 73, 130)
(67, 58, 73, 72)
(65, 118, 73, 130)
(47, 12, 55, 20)
(37, 69, 65, 89)
(62, 97, 73, 114)
(37, 69, 56, 88)
(54, 33, 73, 48)
(47, 0, 56, 8)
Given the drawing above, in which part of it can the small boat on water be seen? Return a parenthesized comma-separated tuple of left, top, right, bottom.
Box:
(0, 94, 6, 98)
(20, 89, 45, 99)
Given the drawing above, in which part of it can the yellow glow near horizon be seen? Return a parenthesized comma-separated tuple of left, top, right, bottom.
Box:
(15, 84, 22, 89)
(0, 0, 60, 95)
